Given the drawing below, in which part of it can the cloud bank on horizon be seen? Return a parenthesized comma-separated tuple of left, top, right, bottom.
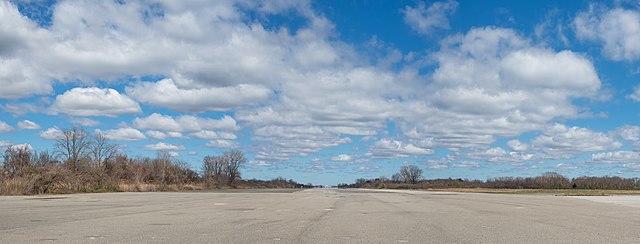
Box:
(1, 0, 640, 185)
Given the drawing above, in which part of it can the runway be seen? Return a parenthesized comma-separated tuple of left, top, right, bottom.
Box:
(1, 189, 639, 243)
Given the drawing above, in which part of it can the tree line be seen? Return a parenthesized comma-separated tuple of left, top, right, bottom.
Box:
(339, 165, 640, 190)
(0, 126, 305, 195)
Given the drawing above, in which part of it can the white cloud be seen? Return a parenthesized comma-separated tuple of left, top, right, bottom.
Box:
(17, 120, 40, 130)
(590, 151, 640, 164)
(205, 139, 239, 149)
(2, 103, 40, 116)
(617, 125, 640, 141)
(190, 130, 237, 140)
(402, 0, 458, 35)
(574, 7, 640, 61)
(0, 140, 11, 148)
(400, 27, 601, 149)
(3, 1, 399, 160)
(628, 86, 640, 102)
(0, 2, 52, 98)
(51, 87, 141, 117)
(0, 1, 621, 174)
(554, 163, 578, 169)
(466, 147, 534, 163)
(426, 157, 452, 169)
(134, 114, 181, 132)
(532, 124, 622, 158)
(3, 143, 33, 152)
(39, 127, 64, 140)
(144, 142, 185, 151)
(126, 79, 271, 112)
(95, 128, 146, 141)
(624, 163, 640, 169)
(368, 138, 434, 158)
(331, 154, 352, 162)
(166, 131, 183, 138)
(146, 130, 167, 140)
(167, 151, 180, 157)
(70, 118, 100, 127)
(452, 161, 480, 168)
(251, 125, 354, 161)
(252, 160, 272, 167)
(133, 113, 239, 132)
(507, 140, 529, 151)
(0, 120, 13, 133)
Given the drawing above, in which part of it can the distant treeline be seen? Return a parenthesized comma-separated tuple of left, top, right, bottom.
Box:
(0, 127, 307, 195)
(339, 168, 640, 190)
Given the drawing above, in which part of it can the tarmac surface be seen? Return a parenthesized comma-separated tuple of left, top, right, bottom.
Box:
(1, 189, 639, 243)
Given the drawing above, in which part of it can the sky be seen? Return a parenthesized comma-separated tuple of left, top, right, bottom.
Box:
(1, 0, 640, 185)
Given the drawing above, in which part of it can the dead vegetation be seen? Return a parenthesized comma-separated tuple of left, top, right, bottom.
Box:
(340, 166, 640, 195)
(0, 127, 305, 195)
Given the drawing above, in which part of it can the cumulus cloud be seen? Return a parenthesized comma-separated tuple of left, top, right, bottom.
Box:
(70, 117, 100, 127)
(1, 103, 40, 116)
(554, 163, 578, 170)
(574, 7, 640, 61)
(39, 127, 64, 140)
(452, 161, 480, 168)
(51, 87, 141, 117)
(466, 147, 533, 163)
(144, 142, 185, 151)
(0, 1, 328, 100)
(0, 120, 13, 133)
(145, 130, 167, 140)
(590, 151, 640, 164)
(17, 120, 40, 130)
(95, 128, 146, 141)
(507, 140, 529, 151)
(367, 138, 434, 158)
(401, 26, 601, 148)
(426, 158, 449, 169)
(133, 113, 239, 132)
(145, 130, 183, 140)
(617, 125, 640, 141)
(0, 2, 52, 98)
(251, 125, 353, 160)
(625, 163, 640, 170)
(0, 1, 618, 172)
(628, 86, 640, 102)
(531, 124, 622, 158)
(331, 154, 352, 162)
(190, 130, 237, 140)
(126, 79, 271, 112)
(205, 139, 240, 149)
(402, 0, 458, 35)
(251, 160, 272, 167)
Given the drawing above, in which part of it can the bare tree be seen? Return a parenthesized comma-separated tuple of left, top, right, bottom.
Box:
(2, 145, 32, 177)
(33, 150, 57, 167)
(202, 155, 226, 188)
(399, 165, 423, 184)
(223, 150, 246, 185)
(55, 126, 92, 171)
(91, 133, 118, 168)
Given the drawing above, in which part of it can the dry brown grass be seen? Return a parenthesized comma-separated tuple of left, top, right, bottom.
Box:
(0, 177, 207, 195)
(0, 177, 35, 195)
(427, 188, 640, 196)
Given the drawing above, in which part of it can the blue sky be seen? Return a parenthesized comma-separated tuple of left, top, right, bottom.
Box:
(1, 0, 640, 185)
